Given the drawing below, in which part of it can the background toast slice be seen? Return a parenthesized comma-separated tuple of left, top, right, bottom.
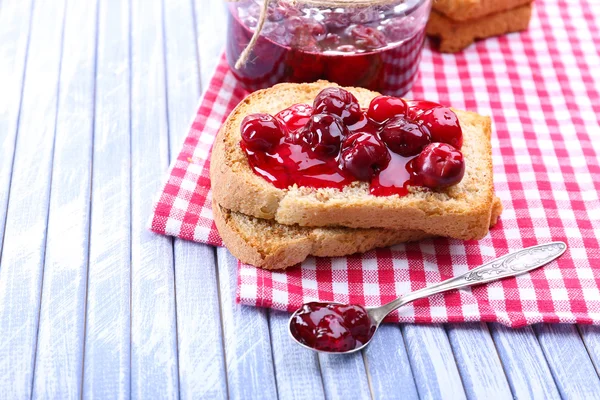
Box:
(426, 3, 533, 53)
(213, 197, 503, 270)
(211, 81, 495, 240)
(431, 0, 532, 22)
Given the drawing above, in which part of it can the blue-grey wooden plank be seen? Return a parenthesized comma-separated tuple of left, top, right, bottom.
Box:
(268, 310, 325, 400)
(533, 323, 600, 399)
(0, 0, 66, 397)
(363, 324, 418, 400)
(193, 0, 227, 85)
(0, 0, 32, 256)
(172, 244, 227, 399)
(31, 1, 97, 398)
(446, 323, 512, 399)
(163, 0, 227, 396)
(489, 324, 560, 399)
(130, 0, 179, 397)
(217, 249, 277, 400)
(318, 352, 371, 399)
(162, 0, 201, 154)
(401, 324, 467, 399)
(83, 0, 132, 397)
(579, 325, 600, 375)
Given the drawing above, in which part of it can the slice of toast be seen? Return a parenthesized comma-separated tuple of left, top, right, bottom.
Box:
(211, 81, 496, 240)
(213, 197, 503, 270)
(426, 3, 533, 53)
(431, 0, 532, 22)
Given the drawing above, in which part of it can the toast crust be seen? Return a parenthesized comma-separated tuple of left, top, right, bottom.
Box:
(210, 81, 495, 240)
(426, 3, 533, 53)
(213, 197, 503, 270)
(432, 0, 532, 22)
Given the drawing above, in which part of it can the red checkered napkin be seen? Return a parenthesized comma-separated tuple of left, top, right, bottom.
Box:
(151, 1, 600, 327)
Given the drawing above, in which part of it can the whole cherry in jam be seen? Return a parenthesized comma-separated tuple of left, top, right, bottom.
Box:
(367, 95, 408, 124)
(276, 104, 313, 132)
(289, 302, 374, 352)
(240, 113, 284, 152)
(410, 143, 465, 189)
(405, 100, 441, 120)
(341, 132, 391, 181)
(380, 116, 431, 157)
(350, 25, 387, 50)
(419, 106, 463, 149)
(313, 87, 362, 125)
(302, 113, 347, 156)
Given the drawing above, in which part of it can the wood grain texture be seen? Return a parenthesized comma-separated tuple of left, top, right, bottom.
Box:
(83, 0, 132, 397)
(0, 0, 66, 397)
(446, 323, 512, 399)
(579, 325, 600, 375)
(0, 0, 32, 255)
(268, 311, 326, 400)
(363, 324, 419, 400)
(130, 0, 179, 397)
(401, 324, 467, 399)
(31, 1, 97, 398)
(163, 1, 227, 396)
(318, 352, 371, 399)
(534, 323, 600, 399)
(489, 324, 561, 399)
(193, 0, 228, 86)
(217, 249, 278, 400)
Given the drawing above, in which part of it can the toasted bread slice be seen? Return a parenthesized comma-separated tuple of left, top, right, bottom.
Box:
(431, 0, 532, 22)
(213, 197, 503, 270)
(211, 81, 496, 240)
(427, 3, 533, 53)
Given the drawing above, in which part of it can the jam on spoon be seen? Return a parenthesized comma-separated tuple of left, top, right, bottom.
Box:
(288, 242, 567, 354)
(289, 302, 375, 352)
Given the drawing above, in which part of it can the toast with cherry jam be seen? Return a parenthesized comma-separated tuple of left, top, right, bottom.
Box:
(211, 81, 498, 240)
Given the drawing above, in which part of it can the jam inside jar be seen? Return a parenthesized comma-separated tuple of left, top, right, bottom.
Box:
(226, 0, 432, 96)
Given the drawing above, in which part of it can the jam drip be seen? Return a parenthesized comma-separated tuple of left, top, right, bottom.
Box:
(290, 302, 375, 352)
(240, 88, 465, 196)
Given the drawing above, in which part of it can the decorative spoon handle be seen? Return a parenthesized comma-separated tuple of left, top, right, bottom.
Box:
(370, 242, 567, 323)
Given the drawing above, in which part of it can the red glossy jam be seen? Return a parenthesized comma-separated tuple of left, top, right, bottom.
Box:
(290, 302, 375, 352)
(226, 1, 429, 96)
(240, 89, 465, 196)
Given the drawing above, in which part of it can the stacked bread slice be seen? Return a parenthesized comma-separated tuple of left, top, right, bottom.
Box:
(426, 0, 533, 53)
(210, 81, 502, 269)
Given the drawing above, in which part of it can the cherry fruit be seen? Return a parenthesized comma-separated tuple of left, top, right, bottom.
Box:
(341, 132, 390, 181)
(381, 116, 431, 157)
(350, 25, 387, 50)
(303, 113, 347, 156)
(410, 143, 465, 189)
(313, 87, 362, 125)
(367, 95, 408, 124)
(405, 100, 441, 120)
(276, 103, 313, 132)
(240, 113, 284, 152)
(418, 107, 463, 149)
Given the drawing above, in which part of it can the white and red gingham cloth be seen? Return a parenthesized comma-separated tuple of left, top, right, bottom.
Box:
(151, 1, 600, 327)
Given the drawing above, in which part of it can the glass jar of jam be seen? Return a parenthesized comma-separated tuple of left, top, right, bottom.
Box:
(226, 0, 432, 96)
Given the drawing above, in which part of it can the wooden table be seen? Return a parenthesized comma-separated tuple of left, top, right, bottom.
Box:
(1, 0, 599, 398)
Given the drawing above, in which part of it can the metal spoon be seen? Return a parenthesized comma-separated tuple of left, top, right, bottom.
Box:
(289, 241, 567, 354)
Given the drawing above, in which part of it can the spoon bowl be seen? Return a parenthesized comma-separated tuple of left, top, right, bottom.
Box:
(289, 242, 567, 354)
